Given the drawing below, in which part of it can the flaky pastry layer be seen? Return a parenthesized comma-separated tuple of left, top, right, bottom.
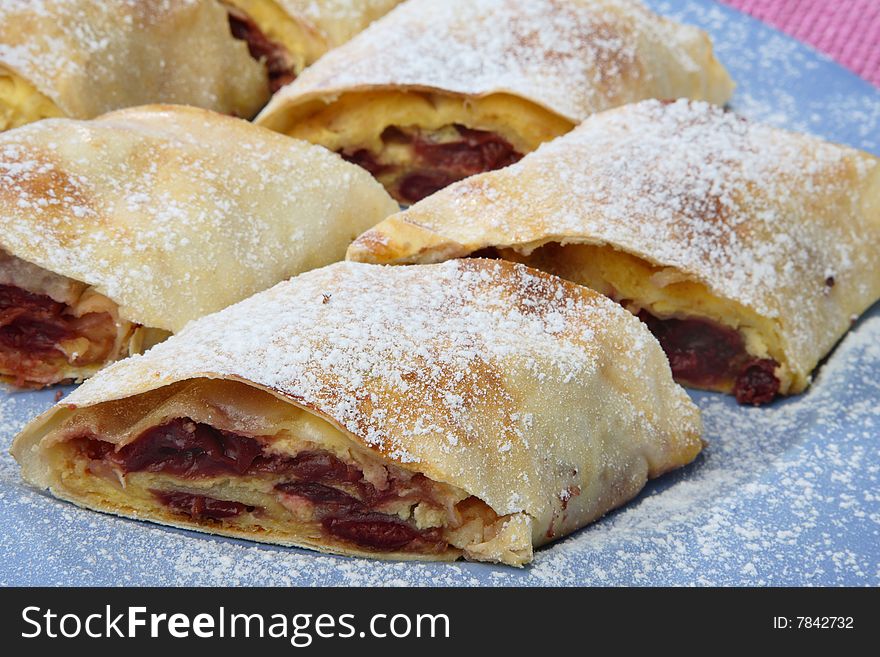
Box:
(499, 243, 792, 400)
(223, 0, 324, 76)
(285, 91, 571, 202)
(38, 379, 534, 565)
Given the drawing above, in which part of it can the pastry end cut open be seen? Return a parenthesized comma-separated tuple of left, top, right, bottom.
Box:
(489, 242, 792, 404)
(14, 378, 535, 566)
(270, 91, 572, 204)
(0, 249, 168, 389)
(348, 229, 794, 404)
(254, 0, 735, 202)
(223, 0, 305, 93)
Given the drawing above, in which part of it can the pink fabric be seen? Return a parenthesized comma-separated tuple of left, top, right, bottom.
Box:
(719, 0, 880, 87)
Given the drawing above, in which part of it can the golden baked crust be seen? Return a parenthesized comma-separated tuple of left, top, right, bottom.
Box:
(258, 0, 734, 130)
(275, 0, 406, 52)
(347, 100, 880, 400)
(12, 259, 703, 565)
(0, 104, 397, 385)
(255, 0, 734, 201)
(0, 0, 269, 128)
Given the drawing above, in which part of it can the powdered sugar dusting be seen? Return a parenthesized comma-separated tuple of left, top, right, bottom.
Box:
(0, 105, 396, 332)
(379, 97, 878, 385)
(261, 0, 732, 124)
(0, 0, 267, 119)
(0, 0, 133, 94)
(56, 258, 697, 520)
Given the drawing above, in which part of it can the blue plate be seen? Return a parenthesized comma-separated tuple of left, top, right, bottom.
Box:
(1, 0, 878, 586)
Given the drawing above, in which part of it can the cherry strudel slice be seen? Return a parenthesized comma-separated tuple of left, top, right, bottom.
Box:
(13, 259, 702, 565)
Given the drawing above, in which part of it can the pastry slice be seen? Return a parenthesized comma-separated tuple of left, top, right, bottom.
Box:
(12, 259, 703, 566)
(348, 99, 880, 405)
(0, 104, 397, 388)
(223, 0, 404, 92)
(0, 0, 273, 132)
(256, 0, 734, 203)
